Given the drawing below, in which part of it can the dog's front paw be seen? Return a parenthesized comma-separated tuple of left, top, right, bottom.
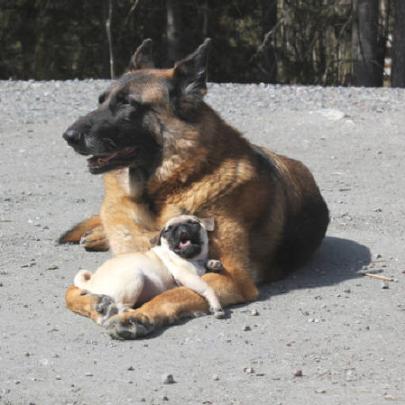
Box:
(80, 226, 109, 252)
(206, 259, 223, 272)
(104, 313, 155, 340)
(94, 295, 118, 325)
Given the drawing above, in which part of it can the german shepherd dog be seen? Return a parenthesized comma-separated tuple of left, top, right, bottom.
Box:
(60, 38, 329, 339)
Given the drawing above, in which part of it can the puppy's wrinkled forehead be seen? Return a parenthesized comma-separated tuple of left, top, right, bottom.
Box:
(113, 71, 171, 105)
(164, 215, 201, 229)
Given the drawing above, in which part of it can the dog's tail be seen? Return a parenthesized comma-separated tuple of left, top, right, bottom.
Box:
(74, 270, 93, 290)
(58, 215, 102, 244)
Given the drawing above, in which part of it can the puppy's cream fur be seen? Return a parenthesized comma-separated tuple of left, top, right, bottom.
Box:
(74, 215, 223, 323)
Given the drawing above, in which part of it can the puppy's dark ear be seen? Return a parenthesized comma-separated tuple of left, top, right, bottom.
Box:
(200, 217, 215, 232)
(172, 38, 211, 112)
(129, 39, 155, 71)
(150, 230, 163, 246)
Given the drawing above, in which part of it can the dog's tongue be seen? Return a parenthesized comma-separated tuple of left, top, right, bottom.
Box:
(179, 240, 191, 249)
(88, 147, 137, 167)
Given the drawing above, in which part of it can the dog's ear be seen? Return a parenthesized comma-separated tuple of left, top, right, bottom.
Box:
(171, 38, 211, 111)
(200, 217, 215, 232)
(129, 38, 155, 71)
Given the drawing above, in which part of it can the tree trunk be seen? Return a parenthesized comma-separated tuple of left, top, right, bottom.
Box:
(392, 0, 405, 87)
(105, 0, 115, 79)
(352, 0, 382, 86)
(261, 0, 277, 83)
(166, 0, 182, 65)
(202, 0, 209, 38)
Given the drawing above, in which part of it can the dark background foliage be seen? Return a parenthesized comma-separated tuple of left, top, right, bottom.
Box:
(1, 0, 404, 86)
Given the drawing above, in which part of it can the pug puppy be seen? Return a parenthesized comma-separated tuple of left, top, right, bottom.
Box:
(74, 215, 224, 324)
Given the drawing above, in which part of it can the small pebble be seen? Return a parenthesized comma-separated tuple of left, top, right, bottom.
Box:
(381, 281, 389, 289)
(384, 394, 395, 400)
(293, 369, 303, 377)
(243, 367, 255, 374)
(162, 374, 175, 384)
(315, 388, 326, 394)
(212, 374, 219, 381)
(343, 288, 351, 294)
(250, 309, 259, 316)
(162, 395, 169, 401)
(127, 366, 134, 371)
(47, 265, 59, 270)
(84, 372, 93, 377)
(242, 325, 251, 331)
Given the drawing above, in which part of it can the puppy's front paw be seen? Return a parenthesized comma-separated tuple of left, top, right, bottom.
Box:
(206, 259, 223, 272)
(95, 295, 118, 325)
(213, 308, 225, 319)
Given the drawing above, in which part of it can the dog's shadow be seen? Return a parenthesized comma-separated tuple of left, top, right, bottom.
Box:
(260, 236, 371, 298)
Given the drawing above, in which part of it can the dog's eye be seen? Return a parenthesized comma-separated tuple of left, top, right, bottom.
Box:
(164, 225, 172, 233)
(116, 93, 143, 109)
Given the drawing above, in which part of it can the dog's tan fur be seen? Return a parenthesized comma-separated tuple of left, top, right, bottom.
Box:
(62, 39, 329, 339)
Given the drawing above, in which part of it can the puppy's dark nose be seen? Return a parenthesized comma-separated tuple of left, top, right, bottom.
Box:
(63, 128, 82, 145)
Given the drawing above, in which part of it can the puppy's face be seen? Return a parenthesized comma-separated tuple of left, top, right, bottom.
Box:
(159, 215, 209, 260)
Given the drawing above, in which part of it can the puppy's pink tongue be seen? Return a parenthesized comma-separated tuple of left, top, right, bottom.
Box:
(179, 240, 191, 249)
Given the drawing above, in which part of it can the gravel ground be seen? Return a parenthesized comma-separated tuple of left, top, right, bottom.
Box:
(0, 80, 404, 405)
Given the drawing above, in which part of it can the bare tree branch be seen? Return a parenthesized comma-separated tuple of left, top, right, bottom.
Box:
(124, 0, 141, 27)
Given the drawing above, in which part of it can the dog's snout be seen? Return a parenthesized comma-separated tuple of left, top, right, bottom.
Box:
(180, 230, 189, 239)
(178, 225, 193, 240)
(63, 128, 83, 145)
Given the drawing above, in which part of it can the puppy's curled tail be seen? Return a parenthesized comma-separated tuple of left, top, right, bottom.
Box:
(74, 270, 93, 290)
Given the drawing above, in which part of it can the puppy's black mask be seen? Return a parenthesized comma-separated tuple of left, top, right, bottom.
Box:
(161, 220, 203, 259)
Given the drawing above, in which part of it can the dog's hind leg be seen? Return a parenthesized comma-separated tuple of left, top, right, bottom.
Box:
(104, 272, 247, 339)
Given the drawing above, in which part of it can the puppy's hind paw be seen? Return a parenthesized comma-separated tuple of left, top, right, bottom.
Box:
(95, 295, 118, 325)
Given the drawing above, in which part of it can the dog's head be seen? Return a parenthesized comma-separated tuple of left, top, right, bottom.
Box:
(158, 215, 214, 260)
(62, 38, 211, 175)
